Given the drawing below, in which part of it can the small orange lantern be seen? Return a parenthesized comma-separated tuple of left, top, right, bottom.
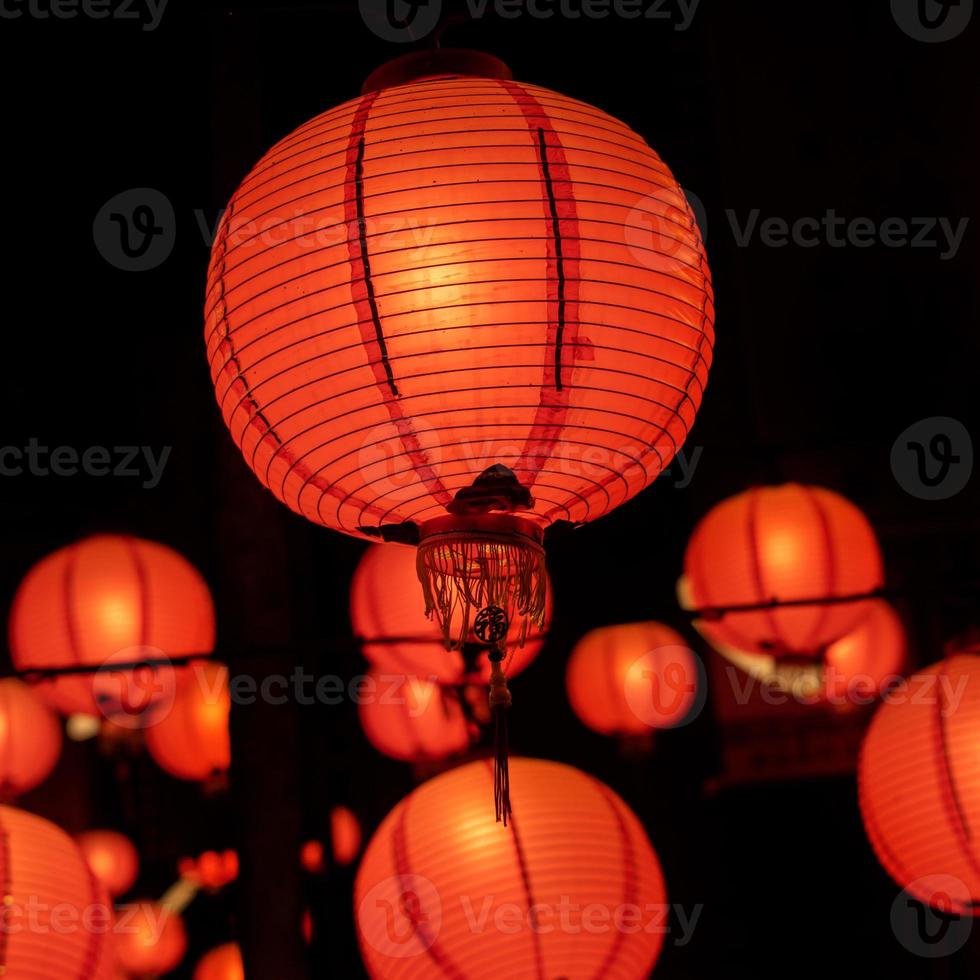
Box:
(114, 900, 188, 977)
(194, 943, 244, 980)
(859, 654, 980, 913)
(9, 534, 215, 718)
(178, 849, 239, 890)
(352, 543, 552, 685)
(684, 484, 883, 657)
(0, 805, 117, 978)
(0, 677, 63, 797)
(331, 805, 362, 866)
(206, 50, 715, 820)
(358, 670, 470, 763)
(76, 829, 140, 898)
(566, 621, 699, 736)
(355, 757, 667, 979)
(145, 661, 231, 782)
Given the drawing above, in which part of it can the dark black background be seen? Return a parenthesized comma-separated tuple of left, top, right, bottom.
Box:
(0, 0, 978, 976)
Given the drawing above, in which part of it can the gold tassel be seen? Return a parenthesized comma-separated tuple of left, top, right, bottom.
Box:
(488, 649, 512, 825)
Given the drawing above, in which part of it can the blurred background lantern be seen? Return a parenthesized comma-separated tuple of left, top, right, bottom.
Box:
(301, 806, 363, 874)
(8, 534, 215, 718)
(713, 600, 907, 705)
(145, 661, 231, 782)
(355, 757, 667, 979)
(113, 900, 188, 977)
(683, 484, 883, 658)
(351, 543, 552, 685)
(566, 621, 699, 736)
(358, 670, 471, 763)
(194, 942, 244, 980)
(205, 55, 714, 818)
(859, 653, 980, 914)
(0, 677, 62, 797)
(76, 829, 140, 898)
(178, 849, 239, 891)
(0, 805, 117, 978)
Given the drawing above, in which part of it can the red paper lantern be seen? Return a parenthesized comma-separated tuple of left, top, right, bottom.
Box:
(9, 534, 215, 718)
(352, 543, 552, 684)
(0, 805, 117, 978)
(859, 654, 980, 914)
(355, 757, 667, 979)
(566, 621, 698, 735)
(684, 484, 883, 657)
(76, 829, 140, 898)
(207, 51, 713, 819)
(194, 943, 244, 980)
(358, 670, 470, 762)
(114, 900, 188, 977)
(0, 677, 62, 796)
(145, 661, 231, 782)
(178, 849, 239, 890)
(332, 805, 362, 866)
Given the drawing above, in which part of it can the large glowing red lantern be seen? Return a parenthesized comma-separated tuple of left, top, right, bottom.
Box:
(355, 757, 667, 979)
(566, 621, 699, 736)
(358, 670, 470, 763)
(0, 805, 117, 978)
(114, 901, 188, 977)
(859, 654, 980, 914)
(352, 543, 552, 684)
(76, 829, 140, 898)
(206, 51, 714, 817)
(9, 534, 215, 718)
(0, 677, 62, 796)
(684, 484, 883, 658)
(194, 943, 244, 980)
(145, 661, 231, 782)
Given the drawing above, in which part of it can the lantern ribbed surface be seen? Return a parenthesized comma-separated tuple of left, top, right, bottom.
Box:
(75, 830, 139, 899)
(144, 662, 231, 782)
(355, 758, 667, 979)
(684, 484, 883, 657)
(358, 671, 471, 762)
(205, 72, 714, 536)
(566, 621, 697, 735)
(351, 543, 551, 683)
(0, 804, 117, 979)
(0, 679, 62, 797)
(8, 535, 215, 717)
(859, 655, 980, 914)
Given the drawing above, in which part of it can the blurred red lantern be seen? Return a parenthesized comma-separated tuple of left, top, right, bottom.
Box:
(205, 52, 714, 818)
(194, 943, 244, 980)
(352, 543, 553, 684)
(76, 829, 139, 898)
(9, 534, 215, 718)
(331, 805, 362, 866)
(859, 654, 980, 914)
(718, 600, 907, 705)
(145, 661, 231, 782)
(355, 757, 667, 979)
(358, 671, 470, 763)
(0, 805, 117, 978)
(566, 621, 699, 736)
(178, 849, 239, 890)
(0, 677, 62, 796)
(684, 484, 883, 657)
(114, 900, 187, 977)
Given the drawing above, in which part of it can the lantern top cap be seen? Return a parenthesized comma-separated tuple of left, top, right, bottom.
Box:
(361, 49, 513, 94)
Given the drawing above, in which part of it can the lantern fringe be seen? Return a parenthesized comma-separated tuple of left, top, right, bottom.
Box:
(416, 531, 547, 670)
